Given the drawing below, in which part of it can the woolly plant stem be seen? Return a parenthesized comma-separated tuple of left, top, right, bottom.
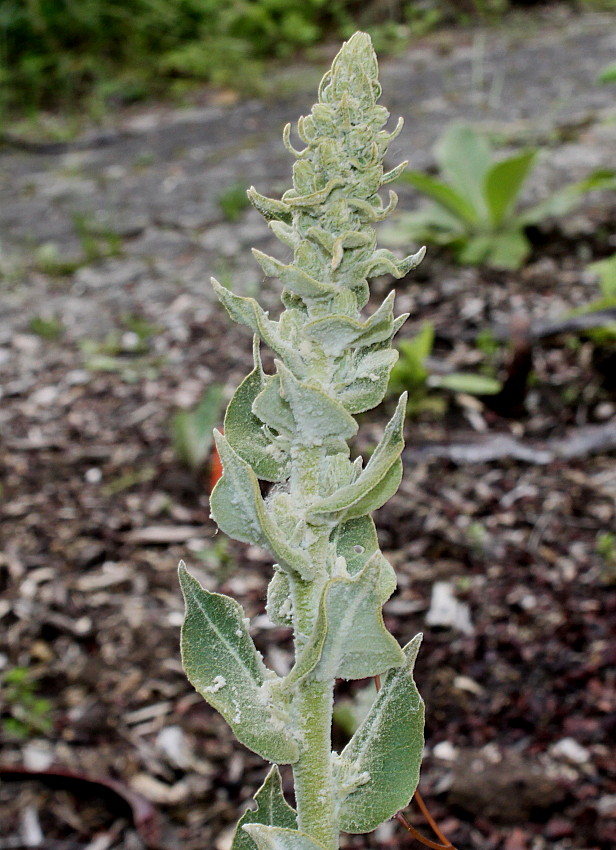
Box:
(293, 679, 337, 850)
(179, 32, 427, 850)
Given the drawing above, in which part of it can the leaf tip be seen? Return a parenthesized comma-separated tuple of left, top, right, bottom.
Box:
(178, 560, 194, 596)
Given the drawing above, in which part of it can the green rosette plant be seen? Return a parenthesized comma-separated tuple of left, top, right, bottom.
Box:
(179, 32, 425, 850)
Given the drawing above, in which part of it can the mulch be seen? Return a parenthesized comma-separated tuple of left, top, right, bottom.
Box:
(1, 209, 615, 850)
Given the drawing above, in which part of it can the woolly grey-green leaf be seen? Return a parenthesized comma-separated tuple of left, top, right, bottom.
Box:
(252, 375, 295, 436)
(233, 766, 297, 850)
(224, 341, 290, 483)
(212, 279, 305, 376)
(337, 347, 399, 414)
(309, 394, 406, 518)
(312, 557, 404, 681)
(210, 432, 314, 578)
(334, 517, 396, 602)
(277, 363, 358, 445)
(179, 564, 299, 764)
(303, 292, 402, 358)
(243, 826, 325, 850)
(337, 635, 424, 832)
(266, 568, 294, 628)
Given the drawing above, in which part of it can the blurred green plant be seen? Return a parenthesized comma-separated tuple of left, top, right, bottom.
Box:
(597, 531, 616, 583)
(218, 181, 251, 222)
(382, 124, 616, 269)
(193, 537, 236, 583)
(333, 683, 376, 738)
(389, 321, 501, 411)
(0, 0, 354, 115)
(597, 62, 616, 84)
(2, 667, 53, 739)
(597, 531, 615, 564)
(34, 214, 122, 277)
(568, 253, 616, 343)
(29, 315, 64, 340)
(587, 254, 616, 308)
(79, 314, 163, 379)
(0, 0, 542, 118)
(172, 384, 224, 472)
(72, 213, 123, 263)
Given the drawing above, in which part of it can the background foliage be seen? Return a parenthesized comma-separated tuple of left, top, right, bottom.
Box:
(3, 0, 610, 117)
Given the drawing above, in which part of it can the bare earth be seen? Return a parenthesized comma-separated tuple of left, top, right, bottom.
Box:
(1, 9, 615, 850)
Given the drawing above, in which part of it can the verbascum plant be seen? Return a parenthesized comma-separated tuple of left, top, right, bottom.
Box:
(179, 32, 425, 850)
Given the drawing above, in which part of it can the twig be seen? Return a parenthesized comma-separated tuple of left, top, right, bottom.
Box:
(395, 811, 453, 850)
(413, 792, 454, 848)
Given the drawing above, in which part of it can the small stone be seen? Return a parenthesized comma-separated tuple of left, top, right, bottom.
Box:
(85, 467, 103, 484)
(596, 795, 616, 816)
(595, 402, 615, 421)
(426, 581, 474, 635)
(433, 740, 458, 761)
(156, 725, 194, 770)
(550, 737, 590, 764)
(503, 828, 529, 850)
(23, 742, 54, 772)
(545, 816, 574, 839)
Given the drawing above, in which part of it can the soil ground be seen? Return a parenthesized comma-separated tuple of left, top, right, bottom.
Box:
(1, 8, 615, 850)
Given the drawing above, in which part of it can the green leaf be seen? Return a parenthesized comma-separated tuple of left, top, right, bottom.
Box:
(211, 433, 313, 578)
(588, 253, 616, 301)
(247, 187, 293, 224)
(598, 62, 616, 84)
(253, 250, 336, 299)
(304, 291, 398, 357)
(429, 372, 502, 395)
(313, 556, 404, 681)
(519, 168, 616, 226)
(332, 458, 402, 522)
(380, 206, 467, 248)
(334, 516, 396, 602)
(338, 635, 424, 833)
(457, 231, 530, 269)
(233, 766, 297, 850)
(338, 348, 399, 414)
(277, 362, 358, 445)
(484, 149, 538, 226)
(435, 124, 492, 218)
(212, 278, 304, 375)
(456, 235, 492, 265)
(243, 826, 325, 850)
(266, 569, 294, 628)
(210, 431, 270, 547)
(362, 247, 426, 279)
(484, 231, 530, 270)
(253, 375, 296, 436)
(310, 394, 406, 518)
(225, 340, 289, 483)
(172, 384, 224, 472)
(401, 171, 479, 224)
(283, 177, 345, 208)
(179, 565, 299, 764)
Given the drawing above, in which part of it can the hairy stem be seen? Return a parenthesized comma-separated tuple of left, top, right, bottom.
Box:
(293, 677, 337, 850)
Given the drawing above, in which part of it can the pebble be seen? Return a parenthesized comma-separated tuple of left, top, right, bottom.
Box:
(549, 737, 590, 764)
(156, 725, 194, 770)
(433, 740, 458, 761)
(23, 742, 55, 772)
